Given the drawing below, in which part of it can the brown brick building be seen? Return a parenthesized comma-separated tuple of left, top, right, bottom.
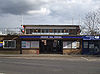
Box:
(0, 25, 83, 54)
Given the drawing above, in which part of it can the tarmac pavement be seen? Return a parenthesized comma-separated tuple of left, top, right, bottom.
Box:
(0, 56, 100, 74)
(0, 54, 100, 57)
(0, 54, 100, 61)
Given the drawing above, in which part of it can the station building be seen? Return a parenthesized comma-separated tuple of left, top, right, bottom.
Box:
(0, 25, 100, 55)
(0, 35, 20, 54)
(19, 25, 82, 54)
(82, 36, 100, 55)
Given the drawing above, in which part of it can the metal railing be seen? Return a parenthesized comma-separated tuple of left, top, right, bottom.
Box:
(0, 28, 22, 35)
(31, 33, 69, 35)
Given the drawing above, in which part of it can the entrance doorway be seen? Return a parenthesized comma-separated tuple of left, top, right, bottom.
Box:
(39, 40, 63, 54)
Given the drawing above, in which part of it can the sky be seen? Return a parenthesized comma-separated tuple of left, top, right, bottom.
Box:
(0, 0, 100, 28)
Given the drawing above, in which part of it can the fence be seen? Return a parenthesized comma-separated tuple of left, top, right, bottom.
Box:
(0, 28, 22, 35)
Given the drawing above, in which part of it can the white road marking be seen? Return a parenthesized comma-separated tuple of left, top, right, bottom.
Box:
(81, 57, 89, 61)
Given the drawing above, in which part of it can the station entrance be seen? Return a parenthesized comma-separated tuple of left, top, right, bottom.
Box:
(39, 40, 63, 54)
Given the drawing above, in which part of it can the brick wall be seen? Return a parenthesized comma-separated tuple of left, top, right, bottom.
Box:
(63, 49, 81, 55)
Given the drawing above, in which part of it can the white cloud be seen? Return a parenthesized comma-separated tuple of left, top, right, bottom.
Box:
(0, 0, 100, 28)
(27, 8, 51, 15)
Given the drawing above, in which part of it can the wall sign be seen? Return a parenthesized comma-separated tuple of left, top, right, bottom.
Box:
(20, 36, 40, 38)
(83, 36, 100, 40)
(0, 42, 3, 47)
(41, 36, 62, 38)
(20, 36, 100, 40)
(62, 36, 82, 38)
(20, 36, 82, 39)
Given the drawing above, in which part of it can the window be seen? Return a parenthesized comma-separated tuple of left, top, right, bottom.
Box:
(49, 29, 53, 33)
(21, 41, 39, 48)
(3, 40, 16, 48)
(63, 29, 66, 33)
(72, 41, 77, 48)
(30, 29, 33, 34)
(31, 41, 39, 48)
(63, 41, 72, 48)
(26, 29, 30, 34)
(42, 29, 45, 33)
(21, 41, 31, 48)
(38, 29, 41, 33)
(34, 29, 38, 33)
(44, 29, 47, 33)
(26, 29, 33, 34)
(54, 29, 57, 33)
(84, 41, 88, 48)
(89, 44, 94, 48)
(57, 29, 60, 33)
(71, 30, 77, 35)
(63, 41, 80, 49)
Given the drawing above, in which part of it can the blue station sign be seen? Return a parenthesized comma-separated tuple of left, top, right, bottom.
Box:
(83, 36, 100, 40)
(20, 36, 40, 38)
(62, 36, 82, 38)
(20, 36, 82, 39)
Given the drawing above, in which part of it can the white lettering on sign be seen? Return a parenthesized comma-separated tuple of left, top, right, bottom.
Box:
(95, 36, 99, 39)
(41, 36, 48, 38)
(40, 36, 62, 38)
(54, 36, 62, 38)
(49, 36, 54, 38)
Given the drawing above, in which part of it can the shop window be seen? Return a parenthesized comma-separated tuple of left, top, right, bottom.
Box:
(21, 41, 39, 48)
(31, 41, 39, 48)
(21, 41, 31, 48)
(3, 40, 16, 48)
(63, 41, 80, 49)
(63, 41, 72, 48)
(53, 40, 57, 47)
(42, 40, 47, 45)
(89, 44, 94, 49)
(72, 41, 80, 48)
(76, 42, 80, 48)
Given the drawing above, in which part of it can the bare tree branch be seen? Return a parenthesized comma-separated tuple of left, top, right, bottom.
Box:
(81, 8, 100, 35)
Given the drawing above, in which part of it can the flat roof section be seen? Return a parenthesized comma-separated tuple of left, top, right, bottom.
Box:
(22, 25, 80, 27)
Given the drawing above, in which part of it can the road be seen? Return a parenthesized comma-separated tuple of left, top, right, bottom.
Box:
(0, 57, 100, 74)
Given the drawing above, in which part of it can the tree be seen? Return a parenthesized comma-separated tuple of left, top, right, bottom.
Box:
(82, 8, 100, 35)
